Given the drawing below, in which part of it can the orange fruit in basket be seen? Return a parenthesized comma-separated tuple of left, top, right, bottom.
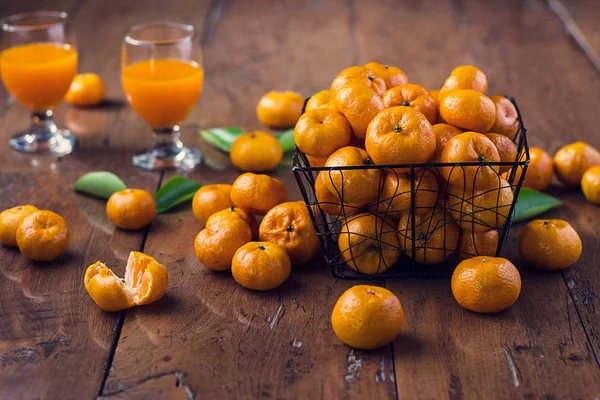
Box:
(451, 256, 520, 313)
(305, 89, 335, 111)
(363, 62, 408, 89)
(429, 89, 441, 101)
(0, 205, 38, 247)
(306, 154, 327, 167)
(485, 133, 517, 173)
(489, 95, 519, 140)
(107, 189, 156, 230)
(231, 173, 288, 215)
(429, 89, 441, 122)
(373, 169, 439, 216)
(194, 217, 252, 271)
(447, 178, 514, 232)
(365, 106, 435, 172)
(338, 213, 401, 275)
(315, 171, 361, 216)
(84, 251, 168, 312)
(259, 202, 320, 266)
(397, 209, 459, 265)
(230, 131, 283, 172)
(331, 285, 404, 350)
(457, 229, 499, 261)
(232, 241, 291, 291)
(518, 219, 582, 270)
(256, 90, 303, 129)
(440, 65, 488, 95)
(439, 89, 495, 133)
(553, 141, 600, 187)
(505, 147, 553, 191)
(192, 184, 233, 225)
(206, 206, 259, 240)
(440, 132, 501, 189)
(333, 82, 385, 139)
(331, 65, 387, 96)
(65, 73, 105, 107)
(294, 109, 352, 158)
(582, 166, 600, 204)
(16, 210, 69, 262)
(324, 146, 382, 207)
(382, 84, 438, 124)
(431, 123, 462, 162)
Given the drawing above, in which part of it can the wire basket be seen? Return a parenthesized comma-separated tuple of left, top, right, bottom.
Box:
(293, 96, 530, 279)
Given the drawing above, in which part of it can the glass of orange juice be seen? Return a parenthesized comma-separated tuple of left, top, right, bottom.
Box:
(121, 22, 204, 170)
(0, 11, 78, 155)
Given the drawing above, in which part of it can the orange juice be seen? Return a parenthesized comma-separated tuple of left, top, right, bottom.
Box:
(122, 59, 204, 129)
(0, 42, 78, 111)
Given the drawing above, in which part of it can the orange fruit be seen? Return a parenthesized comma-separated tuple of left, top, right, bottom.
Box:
(256, 90, 303, 129)
(440, 132, 501, 189)
(0, 205, 38, 247)
(338, 213, 401, 274)
(397, 209, 459, 265)
(194, 217, 252, 271)
(485, 133, 517, 173)
(331, 285, 404, 350)
(506, 147, 553, 191)
(230, 131, 283, 172)
(553, 141, 600, 187)
(65, 73, 105, 107)
(231, 173, 288, 215)
(84, 251, 168, 312)
(206, 206, 259, 240)
(431, 123, 462, 162)
(518, 219, 582, 270)
(439, 89, 495, 133)
(440, 65, 488, 95)
(191, 184, 233, 225)
(363, 62, 408, 89)
(306, 154, 327, 167)
(457, 229, 499, 261)
(375, 169, 439, 215)
(294, 109, 352, 158)
(332, 82, 385, 139)
(451, 256, 521, 313)
(382, 83, 438, 124)
(324, 146, 381, 207)
(582, 166, 600, 204)
(489, 95, 519, 140)
(106, 189, 156, 231)
(305, 89, 335, 111)
(429, 89, 441, 101)
(365, 106, 435, 172)
(16, 210, 69, 262)
(232, 242, 291, 291)
(258, 201, 320, 266)
(331, 65, 387, 96)
(315, 172, 362, 216)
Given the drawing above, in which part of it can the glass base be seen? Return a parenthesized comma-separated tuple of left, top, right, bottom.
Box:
(9, 129, 76, 156)
(132, 146, 202, 171)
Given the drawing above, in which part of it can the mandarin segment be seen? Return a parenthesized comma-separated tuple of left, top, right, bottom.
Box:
(0, 205, 38, 247)
(230, 131, 283, 172)
(16, 210, 69, 262)
(192, 184, 233, 225)
(231, 173, 288, 215)
(232, 242, 291, 291)
(518, 219, 582, 270)
(294, 109, 352, 159)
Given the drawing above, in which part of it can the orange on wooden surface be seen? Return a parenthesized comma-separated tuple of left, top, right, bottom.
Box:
(256, 90, 303, 129)
(553, 141, 600, 187)
(305, 89, 335, 111)
(294, 109, 351, 158)
(194, 217, 252, 271)
(65, 73, 105, 107)
(363, 62, 408, 89)
(365, 106, 435, 172)
(206, 206, 258, 239)
(505, 147, 553, 191)
(192, 184, 233, 225)
(485, 133, 517, 173)
(397, 209, 459, 265)
(439, 89, 495, 133)
(382, 84, 438, 124)
(331, 285, 404, 350)
(16, 210, 69, 262)
(306, 154, 327, 167)
(440, 132, 501, 189)
(582, 166, 600, 204)
(489, 95, 519, 139)
(230, 131, 283, 172)
(451, 256, 520, 313)
(232, 242, 291, 291)
(324, 146, 381, 207)
(518, 219, 582, 270)
(0, 205, 38, 247)
(230, 173, 288, 216)
(259, 201, 320, 266)
(338, 213, 401, 274)
(375, 169, 439, 215)
(106, 189, 156, 231)
(457, 229, 499, 261)
(330, 65, 386, 96)
(431, 123, 462, 161)
(440, 65, 488, 95)
(84, 251, 168, 312)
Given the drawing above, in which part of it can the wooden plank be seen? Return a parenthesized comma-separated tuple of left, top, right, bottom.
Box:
(102, 0, 397, 398)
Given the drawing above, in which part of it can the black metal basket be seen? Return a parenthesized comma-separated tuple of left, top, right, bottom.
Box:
(293, 96, 530, 279)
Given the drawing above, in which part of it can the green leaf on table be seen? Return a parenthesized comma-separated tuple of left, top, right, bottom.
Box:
(199, 126, 245, 153)
(73, 171, 127, 200)
(276, 128, 296, 153)
(155, 176, 202, 214)
(512, 188, 562, 223)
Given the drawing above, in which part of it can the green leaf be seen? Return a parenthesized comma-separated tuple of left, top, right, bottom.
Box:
(513, 188, 562, 223)
(74, 171, 127, 200)
(155, 176, 202, 214)
(277, 128, 296, 153)
(199, 127, 245, 153)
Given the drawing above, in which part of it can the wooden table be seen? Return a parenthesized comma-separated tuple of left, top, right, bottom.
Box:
(1, 0, 600, 398)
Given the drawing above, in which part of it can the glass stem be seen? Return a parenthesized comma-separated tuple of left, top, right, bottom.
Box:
(29, 110, 58, 141)
(152, 125, 184, 161)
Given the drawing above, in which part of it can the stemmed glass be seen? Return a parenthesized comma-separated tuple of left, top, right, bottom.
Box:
(0, 11, 78, 155)
(121, 22, 204, 170)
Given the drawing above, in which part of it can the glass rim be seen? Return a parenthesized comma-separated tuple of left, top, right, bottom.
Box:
(1, 11, 68, 32)
(124, 21, 197, 47)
